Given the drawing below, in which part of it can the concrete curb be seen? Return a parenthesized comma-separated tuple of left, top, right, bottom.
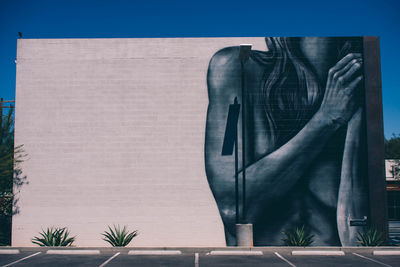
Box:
(6, 246, 400, 254)
(128, 250, 182, 255)
(209, 250, 263, 256)
(292, 250, 345, 256)
(373, 250, 400, 256)
(46, 249, 100, 255)
(0, 249, 20, 254)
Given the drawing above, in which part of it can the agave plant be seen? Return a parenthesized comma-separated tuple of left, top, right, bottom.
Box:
(357, 227, 384, 246)
(102, 225, 138, 247)
(282, 225, 314, 246)
(32, 227, 75, 246)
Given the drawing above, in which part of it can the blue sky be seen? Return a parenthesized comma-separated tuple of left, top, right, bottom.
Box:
(0, 0, 399, 137)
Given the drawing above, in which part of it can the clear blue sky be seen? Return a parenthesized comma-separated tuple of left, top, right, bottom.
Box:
(0, 0, 399, 137)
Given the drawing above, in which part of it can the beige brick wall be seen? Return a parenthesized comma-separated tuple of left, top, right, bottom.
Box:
(13, 37, 266, 247)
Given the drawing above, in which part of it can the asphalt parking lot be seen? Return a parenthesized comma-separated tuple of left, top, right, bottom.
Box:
(0, 248, 399, 267)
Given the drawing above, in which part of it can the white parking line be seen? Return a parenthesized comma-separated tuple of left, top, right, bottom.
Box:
(99, 252, 120, 267)
(353, 252, 392, 267)
(1, 252, 41, 267)
(274, 252, 296, 267)
(194, 252, 199, 267)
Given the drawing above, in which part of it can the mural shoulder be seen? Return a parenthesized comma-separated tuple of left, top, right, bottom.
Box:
(209, 46, 240, 68)
(207, 47, 241, 97)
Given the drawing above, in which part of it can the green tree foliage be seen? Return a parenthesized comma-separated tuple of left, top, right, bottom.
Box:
(0, 109, 14, 197)
(0, 107, 26, 245)
(385, 134, 400, 159)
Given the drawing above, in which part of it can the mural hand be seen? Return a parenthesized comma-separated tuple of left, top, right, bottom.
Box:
(318, 53, 363, 126)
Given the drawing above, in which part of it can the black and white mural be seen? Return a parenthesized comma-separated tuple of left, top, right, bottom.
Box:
(205, 37, 369, 246)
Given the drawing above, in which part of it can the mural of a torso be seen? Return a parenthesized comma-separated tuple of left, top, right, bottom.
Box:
(205, 37, 369, 246)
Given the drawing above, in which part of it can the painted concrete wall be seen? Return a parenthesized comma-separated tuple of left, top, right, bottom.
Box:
(13, 37, 267, 247)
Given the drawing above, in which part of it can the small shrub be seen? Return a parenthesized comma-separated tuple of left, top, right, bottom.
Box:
(282, 225, 314, 246)
(357, 227, 384, 246)
(102, 225, 138, 247)
(32, 227, 75, 246)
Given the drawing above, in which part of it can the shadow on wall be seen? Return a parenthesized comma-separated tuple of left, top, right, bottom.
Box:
(12, 153, 28, 216)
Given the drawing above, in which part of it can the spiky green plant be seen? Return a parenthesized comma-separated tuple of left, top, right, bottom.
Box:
(102, 225, 138, 247)
(356, 227, 384, 246)
(282, 225, 314, 246)
(32, 227, 75, 246)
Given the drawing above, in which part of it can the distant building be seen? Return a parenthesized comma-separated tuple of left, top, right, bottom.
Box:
(386, 159, 400, 244)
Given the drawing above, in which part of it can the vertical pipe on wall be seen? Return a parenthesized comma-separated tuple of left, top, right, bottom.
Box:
(240, 60, 246, 224)
(235, 114, 239, 224)
(238, 44, 251, 224)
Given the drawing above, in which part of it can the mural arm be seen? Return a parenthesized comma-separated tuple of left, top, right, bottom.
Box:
(205, 48, 241, 245)
(245, 53, 363, 222)
(337, 108, 368, 246)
